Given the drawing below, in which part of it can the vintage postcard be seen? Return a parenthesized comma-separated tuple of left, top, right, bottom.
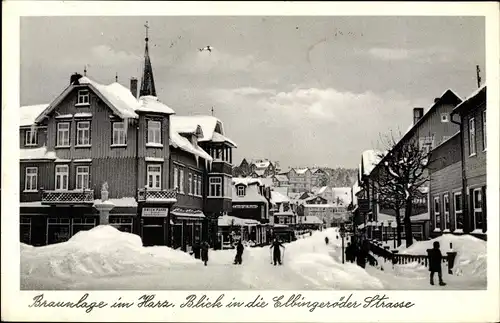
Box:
(1, 1, 499, 322)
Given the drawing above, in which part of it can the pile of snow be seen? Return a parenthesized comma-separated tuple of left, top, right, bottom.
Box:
(21, 225, 199, 288)
(399, 234, 487, 279)
(284, 228, 384, 289)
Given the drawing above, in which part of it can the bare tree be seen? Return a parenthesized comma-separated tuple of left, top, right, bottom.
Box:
(375, 132, 430, 247)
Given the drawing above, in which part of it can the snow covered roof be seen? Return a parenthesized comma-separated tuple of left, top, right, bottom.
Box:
(452, 84, 486, 114)
(20, 104, 49, 127)
(169, 129, 212, 163)
(362, 149, 383, 176)
(294, 167, 310, 175)
(317, 186, 329, 194)
(218, 215, 261, 227)
(93, 197, 137, 207)
(253, 169, 266, 176)
(271, 191, 290, 204)
(20, 147, 57, 160)
(302, 216, 323, 224)
(170, 115, 237, 147)
(274, 174, 289, 182)
(137, 95, 175, 115)
(35, 76, 175, 124)
(377, 212, 430, 223)
(232, 178, 262, 186)
(232, 184, 268, 203)
(259, 177, 274, 187)
(254, 161, 271, 168)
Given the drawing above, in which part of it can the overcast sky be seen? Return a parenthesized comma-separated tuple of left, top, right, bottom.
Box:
(20, 16, 485, 169)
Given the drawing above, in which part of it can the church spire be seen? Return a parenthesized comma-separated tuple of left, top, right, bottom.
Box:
(139, 21, 157, 97)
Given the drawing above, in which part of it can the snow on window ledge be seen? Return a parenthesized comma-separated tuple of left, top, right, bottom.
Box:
(55, 145, 70, 149)
(442, 229, 451, 233)
(146, 143, 163, 148)
(23, 190, 38, 193)
(75, 144, 92, 148)
(469, 153, 477, 158)
(433, 228, 442, 232)
(111, 144, 127, 148)
(75, 103, 90, 107)
(471, 229, 486, 234)
(453, 229, 464, 234)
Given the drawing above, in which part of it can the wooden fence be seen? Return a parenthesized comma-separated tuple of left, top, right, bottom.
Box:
(368, 240, 458, 274)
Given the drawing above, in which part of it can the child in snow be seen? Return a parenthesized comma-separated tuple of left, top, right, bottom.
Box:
(201, 241, 210, 266)
(428, 241, 446, 286)
(234, 240, 244, 265)
(270, 238, 285, 266)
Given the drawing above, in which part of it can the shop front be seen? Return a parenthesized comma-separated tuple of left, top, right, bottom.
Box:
(170, 208, 205, 252)
(140, 206, 171, 247)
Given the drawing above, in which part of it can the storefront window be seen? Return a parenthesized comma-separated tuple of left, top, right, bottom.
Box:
(109, 217, 133, 233)
(47, 218, 71, 244)
(20, 217, 31, 244)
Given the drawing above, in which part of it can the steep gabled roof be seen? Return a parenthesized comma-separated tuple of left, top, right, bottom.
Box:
(452, 84, 486, 115)
(20, 104, 49, 127)
(170, 115, 237, 148)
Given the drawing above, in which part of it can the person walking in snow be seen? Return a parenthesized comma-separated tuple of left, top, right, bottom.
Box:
(270, 238, 285, 266)
(428, 241, 446, 286)
(325, 237, 329, 245)
(234, 240, 244, 265)
(201, 241, 210, 266)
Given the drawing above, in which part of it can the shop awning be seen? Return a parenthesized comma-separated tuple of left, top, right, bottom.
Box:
(171, 208, 205, 220)
(218, 215, 261, 227)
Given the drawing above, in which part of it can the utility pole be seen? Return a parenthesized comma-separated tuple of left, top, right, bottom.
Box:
(476, 65, 482, 88)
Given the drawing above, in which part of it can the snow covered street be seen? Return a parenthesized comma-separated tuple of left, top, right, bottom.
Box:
(20, 226, 486, 290)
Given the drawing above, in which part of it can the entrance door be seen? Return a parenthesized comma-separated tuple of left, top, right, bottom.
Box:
(47, 217, 71, 244)
(172, 224, 182, 249)
(141, 217, 165, 246)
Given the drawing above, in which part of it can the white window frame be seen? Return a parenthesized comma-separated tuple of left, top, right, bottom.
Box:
(76, 121, 91, 146)
(77, 89, 90, 105)
(25, 167, 38, 192)
(237, 185, 246, 197)
(112, 122, 127, 146)
(75, 166, 90, 190)
(433, 196, 441, 231)
(25, 129, 37, 146)
(453, 191, 463, 231)
(469, 117, 476, 156)
(472, 188, 483, 231)
(440, 113, 449, 123)
(173, 166, 179, 191)
(482, 110, 486, 151)
(147, 164, 162, 190)
(147, 120, 162, 145)
(179, 168, 185, 194)
(188, 173, 193, 195)
(443, 193, 450, 231)
(55, 165, 69, 191)
(208, 177, 222, 197)
(57, 122, 70, 147)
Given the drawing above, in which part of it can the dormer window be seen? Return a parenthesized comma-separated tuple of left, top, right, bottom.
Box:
(25, 129, 37, 146)
(77, 89, 90, 106)
(237, 185, 246, 197)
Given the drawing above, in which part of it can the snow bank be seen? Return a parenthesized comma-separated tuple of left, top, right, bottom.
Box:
(21, 225, 199, 288)
(399, 234, 486, 279)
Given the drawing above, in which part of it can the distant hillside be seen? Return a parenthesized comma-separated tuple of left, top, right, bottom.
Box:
(322, 168, 358, 187)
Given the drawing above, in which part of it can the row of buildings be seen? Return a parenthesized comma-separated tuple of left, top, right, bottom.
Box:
(350, 85, 487, 241)
(233, 158, 336, 193)
(19, 33, 236, 250)
(18, 30, 331, 251)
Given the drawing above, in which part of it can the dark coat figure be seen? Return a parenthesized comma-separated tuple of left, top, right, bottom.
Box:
(428, 241, 446, 286)
(234, 241, 244, 265)
(200, 241, 210, 266)
(270, 238, 285, 265)
(355, 240, 370, 269)
(345, 242, 355, 263)
(325, 237, 329, 245)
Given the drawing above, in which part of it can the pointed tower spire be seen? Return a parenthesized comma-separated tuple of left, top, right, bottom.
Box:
(140, 21, 157, 97)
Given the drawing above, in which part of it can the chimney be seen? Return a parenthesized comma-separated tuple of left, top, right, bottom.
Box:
(130, 77, 138, 98)
(434, 98, 440, 103)
(413, 107, 424, 125)
(70, 72, 83, 85)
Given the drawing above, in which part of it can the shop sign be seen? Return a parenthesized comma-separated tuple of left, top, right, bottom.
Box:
(232, 204, 258, 209)
(142, 207, 168, 217)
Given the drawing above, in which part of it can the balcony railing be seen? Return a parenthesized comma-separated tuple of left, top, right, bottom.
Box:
(41, 190, 95, 205)
(137, 188, 178, 203)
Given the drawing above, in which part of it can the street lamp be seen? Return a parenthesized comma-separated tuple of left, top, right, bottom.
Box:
(391, 221, 397, 249)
